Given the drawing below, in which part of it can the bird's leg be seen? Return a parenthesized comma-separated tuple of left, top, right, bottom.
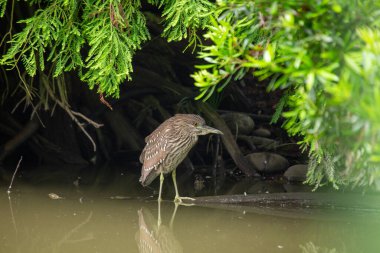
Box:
(157, 173, 164, 228)
(158, 172, 164, 202)
(172, 169, 195, 205)
(169, 202, 179, 229)
(157, 198, 162, 228)
(172, 168, 180, 201)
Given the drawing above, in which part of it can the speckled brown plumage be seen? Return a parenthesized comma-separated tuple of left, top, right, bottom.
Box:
(139, 114, 222, 202)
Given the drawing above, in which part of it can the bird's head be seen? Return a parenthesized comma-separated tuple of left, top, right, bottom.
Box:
(174, 114, 223, 136)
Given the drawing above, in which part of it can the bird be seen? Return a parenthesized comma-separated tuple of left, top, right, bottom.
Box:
(139, 114, 223, 203)
(136, 207, 183, 253)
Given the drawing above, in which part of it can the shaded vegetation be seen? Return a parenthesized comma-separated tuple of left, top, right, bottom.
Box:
(1, 0, 380, 191)
(193, 0, 380, 189)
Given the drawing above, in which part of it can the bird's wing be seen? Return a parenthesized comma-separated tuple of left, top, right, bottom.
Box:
(139, 125, 172, 183)
(139, 119, 173, 163)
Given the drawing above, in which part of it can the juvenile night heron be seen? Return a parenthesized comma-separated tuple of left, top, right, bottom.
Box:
(139, 114, 222, 203)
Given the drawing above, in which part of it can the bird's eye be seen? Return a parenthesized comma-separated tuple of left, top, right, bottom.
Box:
(194, 122, 198, 127)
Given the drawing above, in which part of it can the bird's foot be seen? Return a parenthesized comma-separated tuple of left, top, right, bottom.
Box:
(174, 196, 195, 206)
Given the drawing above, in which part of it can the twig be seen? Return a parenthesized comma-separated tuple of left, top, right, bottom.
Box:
(7, 156, 22, 194)
(14, 66, 46, 128)
(0, 118, 39, 161)
(99, 93, 113, 111)
(8, 193, 18, 233)
(11, 96, 26, 114)
(64, 106, 98, 152)
(0, 0, 15, 48)
(56, 211, 93, 247)
(71, 110, 104, 128)
(41, 74, 102, 152)
(212, 136, 221, 195)
(199, 103, 259, 177)
(6, 155, 21, 233)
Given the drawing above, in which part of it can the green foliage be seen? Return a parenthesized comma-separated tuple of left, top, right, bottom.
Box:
(3, 0, 380, 189)
(149, 0, 214, 46)
(80, 0, 150, 97)
(192, 0, 271, 101)
(194, 0, 380, 189)
(0, 0, 215, 97)
(162, 0, 213, 44)
(300, 241, 337, 253)
(1, 0, 84, 81)
(0, 0, 6, 17)
(2, 4, 63, 75)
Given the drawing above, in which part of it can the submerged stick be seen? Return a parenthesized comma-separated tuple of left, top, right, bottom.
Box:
(7, 156, 22, 233)
(7, 156, 22, 194)
(182, 192, 380, 211)
(7, 193, 18, 233)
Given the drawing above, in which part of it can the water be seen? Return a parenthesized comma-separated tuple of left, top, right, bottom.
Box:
(1, 184, 379, 253)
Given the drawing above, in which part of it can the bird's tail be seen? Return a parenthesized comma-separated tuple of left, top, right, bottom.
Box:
(140, 171, 160, 187)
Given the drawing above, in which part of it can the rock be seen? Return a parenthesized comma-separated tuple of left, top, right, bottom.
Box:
(247, 181, 285, 194)
(249, 136, 278, 150)
(222, 112, 255, 135)
(194, 174, 206, 192)
(284, 164, 308, 182)
(283, 183, 313, 193)
(252, 128, 271, 137)
(224, 178, 284, 194)
(237, 136, 278, 151)
(246, 152, 289, 173)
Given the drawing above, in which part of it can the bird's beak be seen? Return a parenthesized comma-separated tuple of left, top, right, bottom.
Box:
(199, 125, 223, 135)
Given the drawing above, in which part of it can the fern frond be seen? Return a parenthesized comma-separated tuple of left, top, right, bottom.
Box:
(21, 50, 37, 76)
(79, 0, 150, 97)
(159, 0, 214, 42)
(271, 90, 288, 124)
(38, 45, 45, 71)
(0, 0, 6, 18)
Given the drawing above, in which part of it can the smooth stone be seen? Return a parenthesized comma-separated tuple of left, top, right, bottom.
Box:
(249, 136, 278, 149)
(283, 183, 313, 193)
(222, 112, 255, 135)
(225, 178, 259, 195)
(252, 128, 271, 137)
(284, 164, 308, 182)
(246, 152, 289, 173)
(247, 181, 285, 194)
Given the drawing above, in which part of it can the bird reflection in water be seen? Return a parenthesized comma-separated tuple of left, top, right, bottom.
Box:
(136, 203, 182, 253)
